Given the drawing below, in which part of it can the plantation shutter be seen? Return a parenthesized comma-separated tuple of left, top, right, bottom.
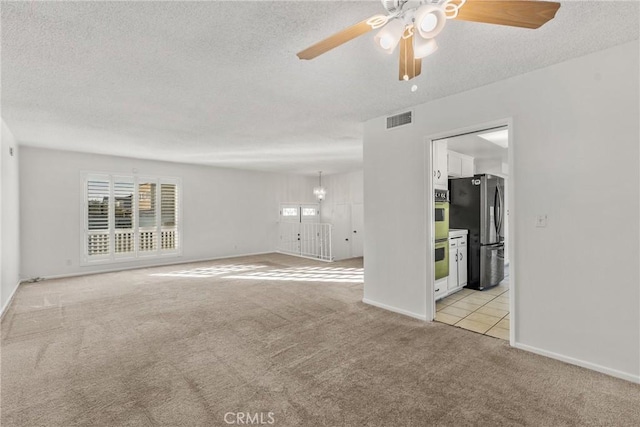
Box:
(160, 183, 178, 250)
(138, 180, 158, 252)
(86, 176, 111, 258)
(113, 178, 135, 256)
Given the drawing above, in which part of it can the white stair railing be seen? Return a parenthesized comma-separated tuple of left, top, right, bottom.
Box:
(277, 222, 332, 262)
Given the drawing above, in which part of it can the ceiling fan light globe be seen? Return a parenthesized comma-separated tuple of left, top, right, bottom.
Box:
(373, 19, 405, 54)
(413, 35, 438, 59)
(420, 14, 438, 33)
(414, 5, 446, 39)
(380, 36, 393, 50)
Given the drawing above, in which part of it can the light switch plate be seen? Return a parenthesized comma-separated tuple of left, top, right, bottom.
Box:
(535, 215, 548, 228)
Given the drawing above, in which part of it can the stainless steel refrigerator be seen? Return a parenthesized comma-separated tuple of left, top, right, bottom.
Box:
(449, 174, 505, 290)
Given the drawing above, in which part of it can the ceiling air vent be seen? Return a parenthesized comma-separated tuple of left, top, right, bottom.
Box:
(386, 111, 412, 129)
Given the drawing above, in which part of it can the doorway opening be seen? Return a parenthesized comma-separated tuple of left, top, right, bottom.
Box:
(429, 124, 513, 342)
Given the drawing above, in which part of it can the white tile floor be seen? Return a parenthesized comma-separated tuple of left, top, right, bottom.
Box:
(435, 279, 510, 340)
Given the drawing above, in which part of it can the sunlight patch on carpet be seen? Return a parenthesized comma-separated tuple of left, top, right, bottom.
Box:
(151, 264, 267, 278)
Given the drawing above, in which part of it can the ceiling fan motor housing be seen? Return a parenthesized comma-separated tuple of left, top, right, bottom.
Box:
(381, 0, 408, 14)
(383, 0, 443, 14)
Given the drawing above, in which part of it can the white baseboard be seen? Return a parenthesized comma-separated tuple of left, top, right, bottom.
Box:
(514, 342, 640, 384)
(1, 280, 21, 320)
(362, 298, 427, 321)
(27, 251, 275, 281)
(276, 251, 333, 263)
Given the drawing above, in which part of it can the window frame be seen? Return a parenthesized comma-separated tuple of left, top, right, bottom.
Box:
(81, 172, 182, 266)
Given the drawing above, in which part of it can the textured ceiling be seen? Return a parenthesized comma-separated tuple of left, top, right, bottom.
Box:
(2, 1, 638, 174)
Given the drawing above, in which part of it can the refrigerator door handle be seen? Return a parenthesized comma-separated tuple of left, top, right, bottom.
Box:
(484, 243, 504, 248)
(493, 187, 500, 236)
(497, 183, 504, 237)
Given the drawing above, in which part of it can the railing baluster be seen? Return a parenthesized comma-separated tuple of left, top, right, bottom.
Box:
(277, 221, 332, 262)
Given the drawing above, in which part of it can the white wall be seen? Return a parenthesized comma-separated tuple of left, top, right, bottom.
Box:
(318, 170, 364, 260)
(1, 120, 21, 314)
(19, 147, 311, 279)
(276, 175, 317, 206)
(363, 41, 639, 381)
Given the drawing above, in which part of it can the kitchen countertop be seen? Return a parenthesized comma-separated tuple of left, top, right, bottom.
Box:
(449, 229, 468, 238)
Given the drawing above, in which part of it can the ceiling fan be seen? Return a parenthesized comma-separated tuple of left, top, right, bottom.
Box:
(297, 0, 561, 82)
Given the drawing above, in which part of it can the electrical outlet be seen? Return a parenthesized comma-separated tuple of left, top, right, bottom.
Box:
(535, 215, 548, 228)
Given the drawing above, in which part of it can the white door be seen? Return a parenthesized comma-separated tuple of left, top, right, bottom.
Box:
(350, 203, 364, 258)
(280, 204, 300, 223)
(279, 204, 301, 253)
(448, 248, 459, 291)
(458, 244, 468, 287)
(300, 204, 320, 223)
(299, 203, 320, 256)
(332, 203, 351, 260)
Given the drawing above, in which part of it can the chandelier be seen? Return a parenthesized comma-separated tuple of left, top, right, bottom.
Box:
(313, 171, 327, 201)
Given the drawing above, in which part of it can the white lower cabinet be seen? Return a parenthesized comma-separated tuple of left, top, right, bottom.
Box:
(435, 278, 448, 300)
(457, 242, 468, 288)
(448, 239, 459, 291)
(447, 233, 468, 294)
(436, 231, 468, 301)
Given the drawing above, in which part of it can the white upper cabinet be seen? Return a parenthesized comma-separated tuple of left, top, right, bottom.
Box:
(448, 150, 475, 178)
(461, 157, 474, 178)
(433, 140, 448, 190)
(448, 153, 462, 178)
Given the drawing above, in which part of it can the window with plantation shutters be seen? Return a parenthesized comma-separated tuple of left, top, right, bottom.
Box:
(82, 173, 181, 264)
(160, 183, 178, 250)
(86, 177, 110, 258)
(138, 181, 157, 252)
(114, 178, 135, 256)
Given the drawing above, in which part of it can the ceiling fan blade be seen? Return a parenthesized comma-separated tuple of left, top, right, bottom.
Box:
(297, 15, 383, 60)
(452, 0, 561, 29)
(399, 33, 422, 81)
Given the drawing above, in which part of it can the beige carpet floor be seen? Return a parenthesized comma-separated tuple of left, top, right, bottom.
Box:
(2, 253, 639, 426)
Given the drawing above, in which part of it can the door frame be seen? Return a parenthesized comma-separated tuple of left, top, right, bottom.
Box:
(425, 117, 516, 346)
